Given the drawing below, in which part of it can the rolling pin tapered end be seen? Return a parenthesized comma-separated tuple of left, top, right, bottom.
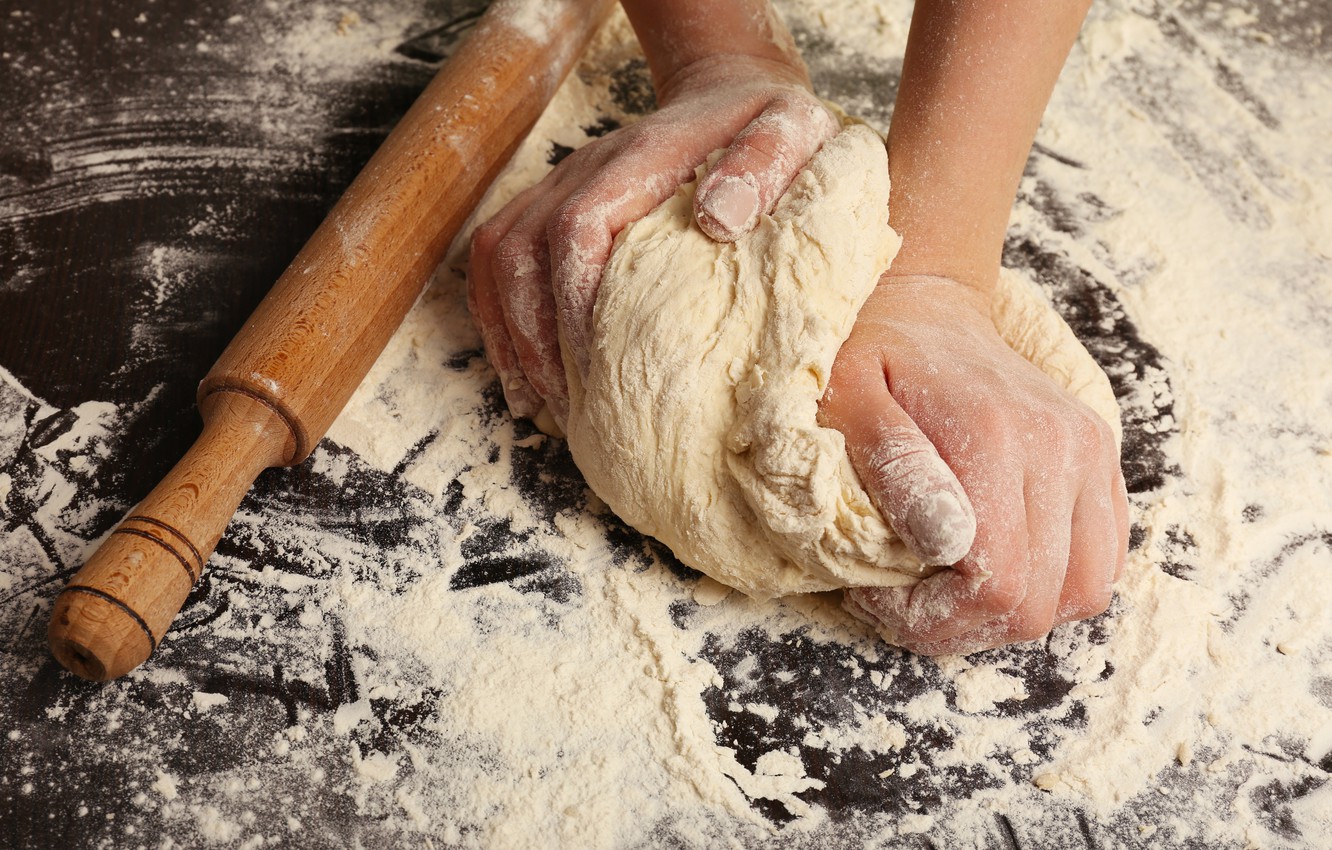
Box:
(48, 391, 293, 681)
(48, 524, 199, 680)
(49, 587, 157, 682)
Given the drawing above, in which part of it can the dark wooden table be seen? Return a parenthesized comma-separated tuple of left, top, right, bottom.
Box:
(2, 1, 1327, 848)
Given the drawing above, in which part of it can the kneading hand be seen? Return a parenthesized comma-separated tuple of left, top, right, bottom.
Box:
(819, 276, 1129, 655)
(468, 54, 838, 426)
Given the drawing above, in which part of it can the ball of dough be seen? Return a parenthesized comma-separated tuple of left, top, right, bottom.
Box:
(563, 124, 1120, 599)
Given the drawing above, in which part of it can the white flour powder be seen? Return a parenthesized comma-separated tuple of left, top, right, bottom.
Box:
(2, 1, 1329, 848)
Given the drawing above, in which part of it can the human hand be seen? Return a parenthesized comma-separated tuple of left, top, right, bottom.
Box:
(819, 275, 1129, 656)
(467, 53, 839, 426)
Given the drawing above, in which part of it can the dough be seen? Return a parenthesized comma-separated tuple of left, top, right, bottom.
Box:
(563, 124, 1121, 599)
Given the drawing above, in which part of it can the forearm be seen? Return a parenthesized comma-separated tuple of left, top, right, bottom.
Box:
(619, 0, 808, 97)
(887, 0, 1092, 295)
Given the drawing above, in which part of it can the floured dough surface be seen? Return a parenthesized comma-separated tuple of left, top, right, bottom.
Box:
(564, 124, 1120, 599)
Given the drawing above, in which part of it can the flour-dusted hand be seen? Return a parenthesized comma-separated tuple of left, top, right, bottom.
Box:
(468, 0, 838, 427)
(808, 0, 1114, 653)
(821, 276, 1129, 655)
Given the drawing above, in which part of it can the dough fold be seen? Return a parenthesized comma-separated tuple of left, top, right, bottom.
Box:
(563, 124, 1120, 599)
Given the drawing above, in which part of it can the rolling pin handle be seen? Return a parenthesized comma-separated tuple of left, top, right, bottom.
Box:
(48, 392, 293, 681)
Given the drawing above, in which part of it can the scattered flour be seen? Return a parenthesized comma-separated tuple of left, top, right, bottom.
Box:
(1, 1, 1329, 849)
(153, 771, 180, 802)
(192, 692, 231, 714)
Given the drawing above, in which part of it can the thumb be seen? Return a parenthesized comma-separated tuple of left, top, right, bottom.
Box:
(693, 96, 839, 242)
(822, 378, 976, 566)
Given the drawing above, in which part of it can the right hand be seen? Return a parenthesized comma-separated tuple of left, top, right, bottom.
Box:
(821, 276, 1128, 656)
(467, 53, 840, 426)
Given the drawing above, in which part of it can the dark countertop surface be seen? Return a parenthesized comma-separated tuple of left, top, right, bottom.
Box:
(3, 1, 1329, 848)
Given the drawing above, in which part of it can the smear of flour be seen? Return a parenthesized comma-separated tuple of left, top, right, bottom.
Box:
(1, 1, 1330, 849)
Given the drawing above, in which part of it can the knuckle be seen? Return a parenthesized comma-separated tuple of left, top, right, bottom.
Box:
(974, 574, 1024, 617)
(735, 129, 791, 168)
(769, 89, 817, 117)
(616, 131, 665, 164)
(777, 91, 837, 127)
(966, 400, 1016, 446)
(1042, 405, 1112, 468)
(552, 192, 616, 249)
(553, 141, 596, 173)
(1072, 410, 1110, 455)
(546, 133, 621, 185)
(548, 202, 585, 242)
(1035, 406, 1077, 454)
(738, 97, 838, 167)
(470, 219, 506, 260)
(493, 231, 543, 281)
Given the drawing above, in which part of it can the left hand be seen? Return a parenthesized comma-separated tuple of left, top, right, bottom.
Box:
(467, 55, 838, 427)
(819, 275, 1129, 655)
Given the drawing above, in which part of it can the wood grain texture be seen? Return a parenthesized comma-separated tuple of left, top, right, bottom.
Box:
(47, 0, 616, 681)
(49, 391, 290, 679)
(203, 0, 615, 462)
(4, 0, 1324, 846)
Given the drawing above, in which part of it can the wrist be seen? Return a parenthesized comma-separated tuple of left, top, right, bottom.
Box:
(881, 239, 1001, 302)
(874, 272, 994, 316)
(621, 0, 808, 99)
(654, 53, 812, 107)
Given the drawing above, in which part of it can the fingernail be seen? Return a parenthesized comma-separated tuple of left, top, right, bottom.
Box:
(500, 373, 541, 419)
(698, 176, 759, 241)
(906, 491, 975, 566)
(547, 391, 570, 435)
(532, 403, 565, 439)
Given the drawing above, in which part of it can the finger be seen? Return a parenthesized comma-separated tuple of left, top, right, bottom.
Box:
(901, 593, 1059, 657)
(494, 223, 562, 418)
(912, 480, 1073, 654)
(469, 242, 542, 416)
(694, 96, 840, 242)
(1111, 464, 1130, 582)
(469, 182, 553, 418)
(907, 629, 1007, 657)
(821, 363, 976, 565)
(907, 628, 1013, 658)
(491, 171, 594, 421)
(910, 598, 1060, 656)
(1054, 495, 1118, 628)
(487, 140, 636, 421)
(847, 485, 1030, 647)
(1054, 477, 1120, 625)
(1013, 477, 1072, 636)
(549, 157, 701, 381)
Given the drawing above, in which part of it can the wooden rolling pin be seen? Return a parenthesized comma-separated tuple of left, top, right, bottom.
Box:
(48, 0, 615, 682)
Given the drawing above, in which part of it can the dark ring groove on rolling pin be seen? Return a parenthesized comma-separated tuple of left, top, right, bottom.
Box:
(203, 384, 309, 464)
(124, 515, 204, 576)
(59, 586, 159, 651)
(112, 528, 198, 584)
